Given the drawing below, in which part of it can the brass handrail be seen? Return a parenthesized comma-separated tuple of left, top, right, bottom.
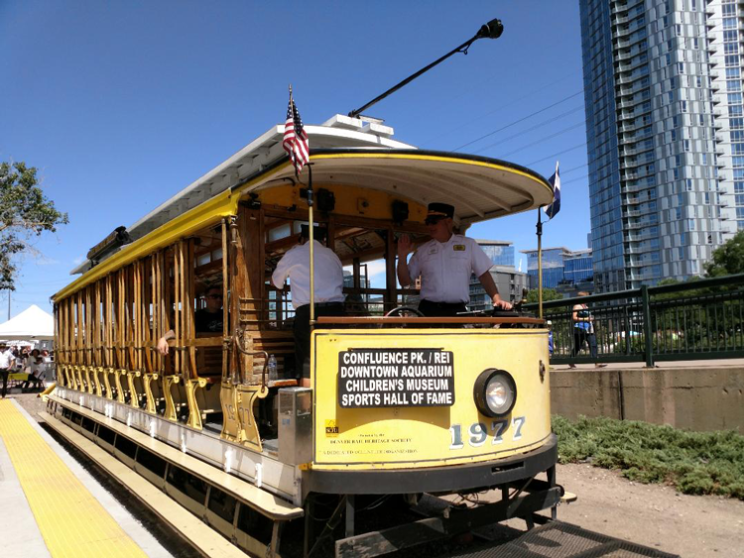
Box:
(232, 327, 269, 389)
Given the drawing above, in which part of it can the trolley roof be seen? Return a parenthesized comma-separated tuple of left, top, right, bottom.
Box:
(55, 117, 553, 302)
(69, 115, 412, 276)
(242, 149, 553, 225)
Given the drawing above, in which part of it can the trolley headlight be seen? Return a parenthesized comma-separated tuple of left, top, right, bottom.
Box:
(473, 369, 516, 417)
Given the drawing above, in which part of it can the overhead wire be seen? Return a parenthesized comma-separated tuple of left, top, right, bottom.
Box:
(473, 106, 586, 155)
(562, 174, 590, 186)
(525, 143, 587, 167)
(498, 122, 587, 159)
(424, 70, 583, 144)
(453, 90, 585, 152)
(561, 163, 589, 176)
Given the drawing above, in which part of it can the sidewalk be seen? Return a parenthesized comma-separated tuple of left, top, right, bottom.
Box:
(0, 398, 174, 558)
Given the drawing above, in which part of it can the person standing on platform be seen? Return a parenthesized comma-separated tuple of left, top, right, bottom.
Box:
(0, 344, 16, 399)
(570, 291, 606, 369)
(396, 202, 512, 317)
(272, 225, 345, 387)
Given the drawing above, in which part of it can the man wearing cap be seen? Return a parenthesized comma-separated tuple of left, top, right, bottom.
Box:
(397, 203, 512, 317)
(272, 225, 345, 386)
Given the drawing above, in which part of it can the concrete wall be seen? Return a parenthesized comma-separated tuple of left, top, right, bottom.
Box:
(550, 366, 744, 432)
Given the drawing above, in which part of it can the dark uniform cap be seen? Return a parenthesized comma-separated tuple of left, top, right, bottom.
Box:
(425, 203, 455, 224)
(300, 224, 328, 242)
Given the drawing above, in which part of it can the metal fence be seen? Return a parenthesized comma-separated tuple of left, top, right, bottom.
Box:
(524, 273, 744, 366)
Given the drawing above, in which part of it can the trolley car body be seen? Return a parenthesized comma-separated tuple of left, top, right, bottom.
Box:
(48, 115, 558, 557)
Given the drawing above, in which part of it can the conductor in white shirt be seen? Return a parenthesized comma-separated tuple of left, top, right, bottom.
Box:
(272, 225, 345, 386)
(397, 203, 513, 318)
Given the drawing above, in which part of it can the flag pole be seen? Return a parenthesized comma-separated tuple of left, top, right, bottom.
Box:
(308, 164, 315, 326)
(538, 160, 559, 321)
(537, 208, 543, 319)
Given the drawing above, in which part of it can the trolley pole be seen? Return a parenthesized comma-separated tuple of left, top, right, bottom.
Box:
(348, 19, 503, 118)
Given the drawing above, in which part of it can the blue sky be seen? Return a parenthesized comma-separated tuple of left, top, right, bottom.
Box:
(1, 0, 588, 316)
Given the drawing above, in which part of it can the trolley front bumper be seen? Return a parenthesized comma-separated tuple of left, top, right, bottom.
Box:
(306, 434, 557, 495)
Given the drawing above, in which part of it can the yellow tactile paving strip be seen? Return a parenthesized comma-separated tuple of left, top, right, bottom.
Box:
(0, 400, 148, 558)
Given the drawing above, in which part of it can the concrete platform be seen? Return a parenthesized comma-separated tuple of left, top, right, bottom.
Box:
(0, 398, 173, 558)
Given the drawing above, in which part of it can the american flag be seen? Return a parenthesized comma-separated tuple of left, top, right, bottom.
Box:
(283, 94, 310, 175)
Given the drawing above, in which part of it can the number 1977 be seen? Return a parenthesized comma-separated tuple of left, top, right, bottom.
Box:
(449, 417, 525, 449)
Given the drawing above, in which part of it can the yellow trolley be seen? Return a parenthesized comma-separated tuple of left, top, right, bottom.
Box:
(47, 117, 558, 558)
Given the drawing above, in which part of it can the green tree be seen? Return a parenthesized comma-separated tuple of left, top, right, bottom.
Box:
(0, 161, 69, 290)
(705, 230, 744, 277)
(525, 288, 562, 304)
(652, 276, 705, 300)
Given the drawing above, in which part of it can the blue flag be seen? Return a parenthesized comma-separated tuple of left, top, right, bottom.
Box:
(544, 161, 561, 221)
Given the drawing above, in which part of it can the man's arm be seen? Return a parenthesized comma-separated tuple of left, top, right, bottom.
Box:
(396, 234, 413, 287)
(271, 252, 291, 290)
(477, 271, 513, 310)
(157, 330, 175, 356)
(572, 304, 587, 322)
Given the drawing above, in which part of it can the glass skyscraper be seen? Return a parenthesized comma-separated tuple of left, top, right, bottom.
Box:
(709, 0, 744, 231)
(564, 249, 594, 284)
(579, 0, 737, 293)
(474, 240, 515, 268)
(522, 247, 594, 290)
(468, 240, 527, 311)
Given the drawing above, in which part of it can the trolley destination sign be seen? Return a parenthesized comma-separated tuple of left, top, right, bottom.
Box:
(337, 348, 455, 408)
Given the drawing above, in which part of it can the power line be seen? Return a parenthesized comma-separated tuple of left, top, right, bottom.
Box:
(525, 142, 587, 167)
(473, 106, 586, 155)
(425, 70, 583, 144)
(562, 173, 590, 186)
(562, 163, 588, 176)
(453, 91, 584, 152)
(497, 121, 586, 159)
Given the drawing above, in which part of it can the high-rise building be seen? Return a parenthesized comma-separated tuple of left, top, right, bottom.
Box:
(579, 0, 737, 293)
(521, 247, 595, 292)
(468, 266, 530, 311)
(708, 0, 744, 231)
(467, 240, 527, 311)
(564, 249, 594, 284)
(473, 239, 515, 267)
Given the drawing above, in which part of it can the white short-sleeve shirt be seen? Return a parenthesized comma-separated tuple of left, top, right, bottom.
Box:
(272, 240, 345, 309)
(0, 349, 14, 369)
(406, 235, 492, 304)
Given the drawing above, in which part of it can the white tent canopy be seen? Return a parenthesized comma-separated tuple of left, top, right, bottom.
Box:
(0, 304, 54, 340)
